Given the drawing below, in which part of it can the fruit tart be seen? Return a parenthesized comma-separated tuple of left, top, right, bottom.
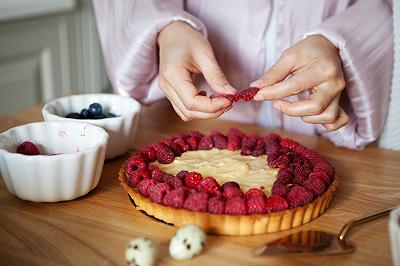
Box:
(119, 128, 338, 235)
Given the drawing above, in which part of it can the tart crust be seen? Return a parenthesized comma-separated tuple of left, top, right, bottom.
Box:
(119, 164, 339, 236)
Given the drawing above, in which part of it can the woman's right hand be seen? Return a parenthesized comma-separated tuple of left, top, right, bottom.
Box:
(157, 21, 235, 121)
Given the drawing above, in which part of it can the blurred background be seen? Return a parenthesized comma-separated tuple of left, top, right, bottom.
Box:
(0, 0, 110, 116)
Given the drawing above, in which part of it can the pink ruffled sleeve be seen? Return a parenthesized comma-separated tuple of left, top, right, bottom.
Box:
(93, 0, 206, 104)
(307, 0, 393, 149)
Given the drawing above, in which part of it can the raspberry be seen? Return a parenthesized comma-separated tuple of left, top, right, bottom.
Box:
(211, 131, 227, 149)
(186, 136, 198, 150)
(245, 188, 266, 200)
(241, 134, 258, 149)
(276, 168, 293, 185)
(313, 163, 335, 178)
(185, 172, 203, 188)
(240, 147, 252, 156)
(264, 133, 280, 145)
(125, 155, 148, 176)
(162, 188, 186, 208)
(169, 142, 183, 156)
(270, 154, 293, 168)
(183, 192, 209, 212)
(238, 87, 259, 101)
(187, 131, 204, 141)
(292, 174, 308, 185)
(153, 143, 175, 164)
(127, 169, 150, 187)
(137, 178, 158, 197)
(148, 183, 171, 204)
(251, 148, 265, 157)
(224, 93, 240, 102)
(208, 196, 225, 214)
(293, 165, 311, 179)
(309, 171, 331, 187)
(150, 167, 166, 182)
(17, 141, 40, 155)
(287, 185, 313, 208)
(176, 170, 189, 179)
(247, 196, 267, 214)
(222, 186, 243, 199)
(159, 138, 172, 147)
(147, 165, 159, 176)
(225, 196, 247, 215)
(280, 138, 299, 151)
(303, 176, 326, 196)
(172, 136, 190, 152)
(221, 181, 240, 191)
(198, 136, 214, 150)
(271, 183, 291, 197)
(265, 195, 289, 213)
(197, 177, 221, 196)
(266, 153, 280, 167)
(227, 135, 241, 150)
(166, 176, 183, 189)
(227, 128, 244, 138)
(138, 146, 156, 162)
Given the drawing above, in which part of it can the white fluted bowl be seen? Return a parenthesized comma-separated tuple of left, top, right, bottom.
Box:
(42, 93, 141, 159)
(0, 122, 108, 202)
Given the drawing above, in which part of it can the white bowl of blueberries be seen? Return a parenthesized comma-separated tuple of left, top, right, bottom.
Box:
(42, 94, 141, 159)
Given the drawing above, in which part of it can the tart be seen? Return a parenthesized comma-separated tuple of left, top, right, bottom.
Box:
(119, 128, 338, 235)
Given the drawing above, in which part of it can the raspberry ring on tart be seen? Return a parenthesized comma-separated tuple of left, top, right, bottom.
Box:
(119, 128, 338, 236)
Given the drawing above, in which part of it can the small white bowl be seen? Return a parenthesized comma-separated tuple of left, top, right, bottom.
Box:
(0, 122, 108, 202)
(42, 93, 140, 159)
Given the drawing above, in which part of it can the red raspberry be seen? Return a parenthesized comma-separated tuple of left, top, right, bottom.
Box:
(266, 141, 281, 155)
(17, 141, 40, 155)
(211, 131, 227, 149)
(247, 196, 267, 214)
(280, 138, 300, 151)
(183, 192, 209, 212)
(245, 188, 266, 200)
(169, 142, 182, 156)
(176, 170, 189, 179)
(287, 185, 313, 208)
(172, 136, 191, 152)
(241, 134, 258, 149)
(276, 168, 293, 185)
(293, 165, 311, 179)
(238, 87, 259, 101)
(292, 174, 309, 185)
(240, 147, 252, 156)
(127, 169, 150, 187)
(186, 136, 198, 150)
(208, 196, 225, 214)
(221, 181, 240, 190)
(197, 177, 221, 196)
(187, 131, 204, 141)
(185, 172, 203, 188)
(313, 163, 335, 178)
(265, 195, 289, 213)
(137, 178, 158, 197)
(138, 146, 156, 162)
(303, 176, 326, 196)
(224, 93, 240, 102)
(166, 176, 183, 189)
(222, 186, 243, 199)
(227, 135, 241, 150)
(251, 148, 265, 157)
(159, 138, 172, 147)
(264, 133, 280, 144)
(198, 136, 214, 150)
(266, 152, 280, 167)
(125, 155, 148, 176)
(153, 143, 175, 164)
(270, 154, 293, 168)
(227, 128, 244, 138)
(225, 196, 247, 215)
(309, 171, 331, 187)
(147, 165, 160, 176)
(148, 183, 171, 204)
(271, 183, 291, 197)
(162, 188, 186, 208)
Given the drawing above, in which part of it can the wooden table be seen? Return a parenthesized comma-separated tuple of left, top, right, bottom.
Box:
(0, 101, 399, 266)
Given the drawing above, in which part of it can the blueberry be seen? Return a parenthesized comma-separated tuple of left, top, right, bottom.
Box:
(93, 114, 106, 119)
(65, 112, 81, 119)
(88, 103, 103, 116)
(80, 108, 90, 119)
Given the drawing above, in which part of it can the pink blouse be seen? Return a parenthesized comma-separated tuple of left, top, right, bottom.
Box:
(93, 0, 393, 149)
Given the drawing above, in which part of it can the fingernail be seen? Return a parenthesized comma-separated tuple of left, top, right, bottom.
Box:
(273, 102, 281, 111)
(254, 94, 263, 101)
(224, 106, 233, 113)
(250, 79, 264, 87)
(224, 85, 236, 94)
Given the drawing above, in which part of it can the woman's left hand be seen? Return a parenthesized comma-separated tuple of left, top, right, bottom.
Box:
(251, 35, 349, 131)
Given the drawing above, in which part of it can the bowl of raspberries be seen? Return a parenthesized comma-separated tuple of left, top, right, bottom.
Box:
(0, 121, 108, 202)
(42, 94, 141, 159)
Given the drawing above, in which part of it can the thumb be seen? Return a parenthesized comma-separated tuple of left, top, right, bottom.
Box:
(197, 54, 236, 95)
(250, 51, 294, 88)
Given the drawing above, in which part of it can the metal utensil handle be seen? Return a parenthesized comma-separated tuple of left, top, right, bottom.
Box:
(338, 206, 396, 246)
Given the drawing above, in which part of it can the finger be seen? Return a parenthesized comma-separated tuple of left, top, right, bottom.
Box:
(323, 107, 350, 131)
(167, 68, 231, 112)
(271, 85, 337, 117)
(301, 97, 340, 124)
(195, 52, 236, 95)
(250, 50, 295, 88)
(254, 64, 328, 101)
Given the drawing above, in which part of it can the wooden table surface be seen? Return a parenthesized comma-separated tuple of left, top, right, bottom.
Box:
(0, 101, 399, 266)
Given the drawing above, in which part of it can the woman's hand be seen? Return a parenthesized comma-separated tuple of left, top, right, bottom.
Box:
(157, 21, 235, 121)
(251, 35, 349, 131)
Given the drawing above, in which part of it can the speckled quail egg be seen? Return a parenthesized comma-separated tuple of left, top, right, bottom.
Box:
(169, 225, 206, 260)
(125, 236, 157, 266)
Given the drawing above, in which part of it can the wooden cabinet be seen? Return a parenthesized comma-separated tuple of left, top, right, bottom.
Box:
(0, 0, 110, 115)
